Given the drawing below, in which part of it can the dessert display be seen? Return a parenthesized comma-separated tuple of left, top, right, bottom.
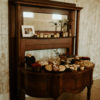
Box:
(25, 54, 94, 72)
(32, 31, 72, 39)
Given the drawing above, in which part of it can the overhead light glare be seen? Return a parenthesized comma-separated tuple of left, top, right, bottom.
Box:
(52, 14, 62, 20)
(23, 12, 34, 18)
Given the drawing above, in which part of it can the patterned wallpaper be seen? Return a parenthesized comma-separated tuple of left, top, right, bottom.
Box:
(77, 0, 100, 79)
(0, 0, 100, 100)
(0, 0, 9, 100)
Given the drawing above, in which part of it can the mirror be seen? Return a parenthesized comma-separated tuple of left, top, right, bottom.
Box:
(23, 12, 69, 34)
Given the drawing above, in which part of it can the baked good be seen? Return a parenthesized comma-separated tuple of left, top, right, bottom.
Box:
(65, 64, 70, 68)
(53, 64, 59, 71)
(59, 65, 66, 72)
(45, 64, 52, 71)
(69, 66, 74, 71)
(38, 60, 48, 66)
(80, 67, 85, 71)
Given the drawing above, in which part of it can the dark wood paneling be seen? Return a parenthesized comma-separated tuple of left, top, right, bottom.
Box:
(21, 0, 76, 7)
(75, 10, 80, 55)
(21, 38, 72, 50)
(22, 6, 69, 15)
(10, 0, 76, 7)
(14, 0, 82, 10)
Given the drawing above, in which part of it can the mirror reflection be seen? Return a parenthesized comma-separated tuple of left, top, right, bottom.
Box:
(23, 12, 69, 33)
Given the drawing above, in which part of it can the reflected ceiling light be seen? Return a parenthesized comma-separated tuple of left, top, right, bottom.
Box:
(23, 12, 34, 18)
(52, 14, 62, 20)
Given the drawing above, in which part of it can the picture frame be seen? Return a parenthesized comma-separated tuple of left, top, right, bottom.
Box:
(22, 25, 35, 37)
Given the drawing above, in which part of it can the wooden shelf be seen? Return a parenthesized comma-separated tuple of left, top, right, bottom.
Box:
(21, 37, 73, 51)
(21, 37, 76, 39)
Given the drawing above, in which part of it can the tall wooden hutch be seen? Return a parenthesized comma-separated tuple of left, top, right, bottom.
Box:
(9, 0, 94, 100)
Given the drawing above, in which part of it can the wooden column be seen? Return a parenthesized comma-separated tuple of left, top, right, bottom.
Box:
(70, 11, 75, 55)
(75, 10, 80, 55)
(9, 2, 18, 100)
(16, 4, 23, 66)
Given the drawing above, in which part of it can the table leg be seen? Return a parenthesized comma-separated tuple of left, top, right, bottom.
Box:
(54, 97, 57, 100)
(87, 85, 92, 100)
(17, 89, 25, 100)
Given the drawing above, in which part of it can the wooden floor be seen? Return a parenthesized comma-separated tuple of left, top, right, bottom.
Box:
(26, 79, 100, 100)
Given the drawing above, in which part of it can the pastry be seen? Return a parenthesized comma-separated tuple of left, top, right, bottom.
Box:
(45, 64, 52, 71)
(44, 34, 48, 38)
(54, 34, 57, 38)
(53, 64, 59, 71)
(70, 66, 74, 71)
(65, 64, 70, 68)
(82, 60, 94, 68)
(38, 60, 48, 66)
(59, 65, 66, 72)
(80, 66, 85, 71)
(40, 33, 44, 38)
(37, 34, 40, 38)
(48, 34, 51, 38)
(56, 33, 60, 38)
(75, 56, 80, 60)
(49, 58, 60, 65)
(63, 33, 66, 37)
